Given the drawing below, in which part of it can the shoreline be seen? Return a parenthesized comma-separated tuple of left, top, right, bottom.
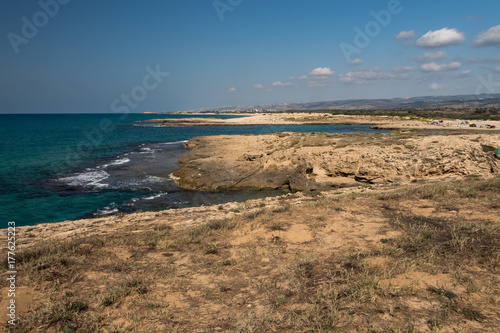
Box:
(146, 112, 500, 131)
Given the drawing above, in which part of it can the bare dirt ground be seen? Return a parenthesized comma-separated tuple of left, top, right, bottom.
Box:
(1, 180, 500, 332)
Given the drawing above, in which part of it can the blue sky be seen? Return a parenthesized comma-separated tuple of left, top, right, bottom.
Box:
(1, 0, 500, 113)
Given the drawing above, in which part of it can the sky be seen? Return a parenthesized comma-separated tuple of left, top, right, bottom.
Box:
(1, 0, 500, 113)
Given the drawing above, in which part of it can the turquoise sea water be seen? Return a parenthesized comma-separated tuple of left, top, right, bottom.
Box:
(0, 113, 387, 227)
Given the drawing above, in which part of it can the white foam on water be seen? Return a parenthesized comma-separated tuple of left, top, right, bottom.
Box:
(139, 147, 153, 153)
(163, 140, 188, 145)
(97, 157, 131, 169)
(145, 175, 168, 183)
(109, 157, 130, 166)
(59, 170, 110, 188)
(130, 192, 168, 202)
(144, 192, 168, 200)
(97, 207, 119, 215)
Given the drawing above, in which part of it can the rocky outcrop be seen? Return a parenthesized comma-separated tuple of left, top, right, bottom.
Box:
(172, 132, 500, 192)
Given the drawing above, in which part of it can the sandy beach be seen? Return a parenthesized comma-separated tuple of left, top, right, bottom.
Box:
(147, 112, 500, 131)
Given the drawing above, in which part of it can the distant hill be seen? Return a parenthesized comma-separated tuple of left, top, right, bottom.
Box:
(190, 93, 500, 112)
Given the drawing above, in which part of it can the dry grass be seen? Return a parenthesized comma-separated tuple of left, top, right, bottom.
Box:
(2, 177, 500, 332)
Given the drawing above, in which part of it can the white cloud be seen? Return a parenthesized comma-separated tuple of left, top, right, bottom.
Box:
(253, 84, 263, 89)
(272, 81, 293, 87)
(412, 51, 447, 62)
(395, 30, 416, 40)
(297, 75, 308, 80)
(392, 66, 417, 73)
(472, 25, 500, 48)
(306, 67, 336, 87)
(227, 87, 236, 92)
(349, 58, 363, 65)
(288, 76, 295, 80)
(420, 61, 462, 72)
(339, 67, 408, 84)
(416, 28, 466, 48)
(429, 82, 443, 90)
(309, 67, 336, 76)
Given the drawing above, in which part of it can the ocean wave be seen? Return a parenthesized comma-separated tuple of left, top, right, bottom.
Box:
(163, 140, 188, 145)
(144, 192, 168, 200)
(110, 158, 130, 165)
(139, 147, 154, 153)
(97, 157, 131, 169)
(130, 192, 168, 202)
(97, 207, 119, 215)
(58, 170, 110, 188)
(145, 175, 169, 183)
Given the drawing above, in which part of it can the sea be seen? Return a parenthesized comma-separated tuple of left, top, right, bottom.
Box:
(0, 113, 387, 227)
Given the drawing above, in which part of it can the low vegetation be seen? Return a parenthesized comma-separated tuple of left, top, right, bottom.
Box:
(2, 177, 500, 332)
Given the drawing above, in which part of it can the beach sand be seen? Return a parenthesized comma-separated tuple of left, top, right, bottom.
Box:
(148, 112, 500, 131)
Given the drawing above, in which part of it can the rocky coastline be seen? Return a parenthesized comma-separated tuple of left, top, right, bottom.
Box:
(172, 131, 500, 192)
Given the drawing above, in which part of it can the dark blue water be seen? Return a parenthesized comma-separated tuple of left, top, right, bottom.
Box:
(0, 113, 386, 227)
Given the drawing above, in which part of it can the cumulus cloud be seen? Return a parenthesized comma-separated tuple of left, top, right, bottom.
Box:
(412, 51, 447, 62)
(472, 25, 500, 47)
(395, 30, 416, 40)
(429, 82, 443, 90)
(297, 75, 308, 80)
(227, 87, 236, 92)
(306, 67, 336, 87)
(253, 84, 263, 89)
(309, 67, 336, 76)
(420, 61, 462, 72)
(416, 28, 465, 48)
(339, 67, 408, 84)
(349, 58, 363, 65)
(272, 81, 293, 87)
